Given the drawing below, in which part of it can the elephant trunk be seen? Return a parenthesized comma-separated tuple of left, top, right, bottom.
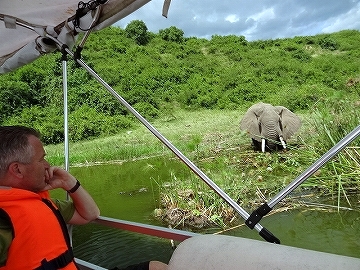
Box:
(262, 120, 283, 151)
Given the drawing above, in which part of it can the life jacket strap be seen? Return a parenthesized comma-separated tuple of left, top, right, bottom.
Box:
(34, 249, 74, 270)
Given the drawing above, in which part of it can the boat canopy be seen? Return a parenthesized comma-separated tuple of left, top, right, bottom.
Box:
(0, 0, 171, 74)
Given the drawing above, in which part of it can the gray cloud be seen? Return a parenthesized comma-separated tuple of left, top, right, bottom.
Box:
(115, 0, 360, 41)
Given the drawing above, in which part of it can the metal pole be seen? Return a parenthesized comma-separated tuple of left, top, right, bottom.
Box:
(62, 55, 70, 172)
(268, 124, 360, 208)
(61, 49, 73, 243)
(63, 47, 279, 243)
(245, 124, 360, 229)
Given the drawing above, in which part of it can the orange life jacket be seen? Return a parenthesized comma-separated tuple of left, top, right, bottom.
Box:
(0, 187, 78, 270)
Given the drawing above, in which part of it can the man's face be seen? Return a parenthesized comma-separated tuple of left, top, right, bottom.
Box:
(18, 135, 51, 192)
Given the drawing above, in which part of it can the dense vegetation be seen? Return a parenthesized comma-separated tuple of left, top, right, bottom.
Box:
(0, 21, 359, 144)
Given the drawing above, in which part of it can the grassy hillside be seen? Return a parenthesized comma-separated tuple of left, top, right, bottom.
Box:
(0, 26, 359, 144)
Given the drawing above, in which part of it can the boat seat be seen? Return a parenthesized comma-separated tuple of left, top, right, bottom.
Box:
(167, 234, 360, 270)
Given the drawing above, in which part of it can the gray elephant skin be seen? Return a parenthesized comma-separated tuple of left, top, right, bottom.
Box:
(240, 102, 301, 152)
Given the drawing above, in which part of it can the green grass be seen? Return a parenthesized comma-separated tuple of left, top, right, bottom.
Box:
(45, 109, 244, 166)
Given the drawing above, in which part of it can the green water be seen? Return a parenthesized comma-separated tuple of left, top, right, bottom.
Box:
(216, 209, 360, 257)
(51, 157, 360, 268)
(51, 157, 191, 268)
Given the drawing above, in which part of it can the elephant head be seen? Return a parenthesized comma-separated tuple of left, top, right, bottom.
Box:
(240, 102, 301, 152)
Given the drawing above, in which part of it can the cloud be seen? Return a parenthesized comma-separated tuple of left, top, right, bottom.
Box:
(247, 8, 275, 22)
(225, 14, 240, 23)
(322, 2, 360, 33)
(115, 0, 360, 41)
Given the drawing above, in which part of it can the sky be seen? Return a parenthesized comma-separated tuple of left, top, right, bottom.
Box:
(115, 0, 360, 41)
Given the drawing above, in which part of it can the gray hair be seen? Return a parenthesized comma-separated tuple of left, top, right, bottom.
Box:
(0, 126, 41, 176)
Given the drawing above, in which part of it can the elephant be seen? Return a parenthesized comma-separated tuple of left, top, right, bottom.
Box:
(240, 102, 301, 152)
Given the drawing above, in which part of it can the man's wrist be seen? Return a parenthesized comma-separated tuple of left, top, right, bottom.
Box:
(67, 179, 81, 193)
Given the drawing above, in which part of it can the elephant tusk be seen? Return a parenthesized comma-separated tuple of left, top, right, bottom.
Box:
(279, 136, 286, 149)
(261, 138, 266, 152)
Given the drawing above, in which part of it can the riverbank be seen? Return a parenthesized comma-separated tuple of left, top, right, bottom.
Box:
(45, 109, 245, 166)
(45, 107, 360, 229)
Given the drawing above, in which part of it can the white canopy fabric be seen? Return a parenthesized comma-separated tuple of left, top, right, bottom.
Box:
(0, 0, 170, 74)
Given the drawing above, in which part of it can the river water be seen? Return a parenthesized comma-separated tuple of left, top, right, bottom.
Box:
(50, 157, 360, 269)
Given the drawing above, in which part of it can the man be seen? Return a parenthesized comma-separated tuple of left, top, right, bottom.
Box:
(0, 126, 167, 270)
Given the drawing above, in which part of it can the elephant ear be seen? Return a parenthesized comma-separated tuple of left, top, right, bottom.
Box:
(274, 106, 302, 140)
(240, 103, 264, 142)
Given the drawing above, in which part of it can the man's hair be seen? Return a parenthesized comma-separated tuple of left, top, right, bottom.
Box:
(0, 126, 41, 176)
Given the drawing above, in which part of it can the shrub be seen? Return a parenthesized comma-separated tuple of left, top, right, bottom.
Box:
(159, 26, 184, 43)
(292, 49, 311, 62)
(274, 84, 328, 111)
(0, 80, 36, 123)
(68, 105, 132, 141)
(318, 37, 339, 51)
(133, 102, 159, 119)
(3, 105, 64, 144)
(125, 20, 149, 45)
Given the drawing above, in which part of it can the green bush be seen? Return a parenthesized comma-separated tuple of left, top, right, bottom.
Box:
(0, 81, 38, 123)
(277, 84, 329, 111)
(133, 102, 159, 119)
(3, 105, 64, 144)
(125, 20, 149, 45)
(292, 49, 311, 62)
(69, 105, 132, 141)
(318, 37, 339, 51)
(159, 26, 184, 43)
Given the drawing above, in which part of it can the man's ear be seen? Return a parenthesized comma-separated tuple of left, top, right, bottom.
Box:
(7, 163, 24, 179)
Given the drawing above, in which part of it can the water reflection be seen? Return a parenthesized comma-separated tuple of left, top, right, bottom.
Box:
(51, 157, 360, 267)
(72, 223, 175, 269)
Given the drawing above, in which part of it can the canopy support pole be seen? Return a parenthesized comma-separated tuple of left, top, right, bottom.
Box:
(62, 46, 70, 173)
(61, 46, 73, 243)
(61, 46, 280, 244)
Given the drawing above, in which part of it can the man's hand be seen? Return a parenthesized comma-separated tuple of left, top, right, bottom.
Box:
(44, 166, 100, 224)
(43, 166, 77, 192)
